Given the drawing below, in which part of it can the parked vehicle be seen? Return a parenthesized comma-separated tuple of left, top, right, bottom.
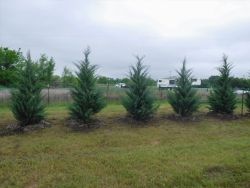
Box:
(157, 77, 177, 89)
(191, 78, 202, 86)
(157, 77, 201, 88)
(115, 83, 127, 88)
(234, 89, 250, 95)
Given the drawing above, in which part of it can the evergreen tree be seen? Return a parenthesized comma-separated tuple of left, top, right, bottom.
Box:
(167, 59, 200, 117)
(69, 48, 105, 123)
(122, 56, 158, 121)
(245, 93, 250, 112)
(11, 52, 45, 126)
(208, 55, 237, 114)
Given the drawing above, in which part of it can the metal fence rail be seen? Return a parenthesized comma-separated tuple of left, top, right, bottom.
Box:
(0, 87, 212, 104)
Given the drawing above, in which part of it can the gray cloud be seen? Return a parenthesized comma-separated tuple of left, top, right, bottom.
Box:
(0, 0, 249, 79)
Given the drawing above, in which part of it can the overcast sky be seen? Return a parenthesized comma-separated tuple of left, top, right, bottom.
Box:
(0, 0, 250, 79)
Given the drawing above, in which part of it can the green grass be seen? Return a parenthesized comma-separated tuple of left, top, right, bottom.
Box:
(0, 103, 250, 187)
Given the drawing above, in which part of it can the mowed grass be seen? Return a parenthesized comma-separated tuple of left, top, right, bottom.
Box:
(0, 102, 250, 188)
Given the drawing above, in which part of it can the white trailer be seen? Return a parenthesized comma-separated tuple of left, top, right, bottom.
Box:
(157, 77, 177, 89)
(191, 78, 201, 86)
(157, 77, 201, 88)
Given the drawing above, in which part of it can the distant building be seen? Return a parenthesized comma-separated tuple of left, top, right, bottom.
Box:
(157, 77, 201, 88)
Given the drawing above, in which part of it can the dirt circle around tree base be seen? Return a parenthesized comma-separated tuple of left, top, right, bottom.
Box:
(206, 112, 240, 120)
(66, 118, 105, 132)
(0, 120, 51, 137)
(243, 112, 250, 117)
(164, 114, 203, 122)
(114, 115, 162, 127)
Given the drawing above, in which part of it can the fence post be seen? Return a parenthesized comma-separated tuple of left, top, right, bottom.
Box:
(241, 90, 244, 116)
(47, 85, 50, 105)
(159, 87, 163, 100)
(106, 80, 110, 100)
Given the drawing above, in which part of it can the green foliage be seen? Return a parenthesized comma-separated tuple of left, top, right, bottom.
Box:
(208, 55, 237, 114)
(231, 77, 250, 89)
(97, 76, 156, 86)
(245, 93, 250, 112)
(69, 48, 106, 123)
(62, 66, 77, 87)
(167, 59, 200, 117)
(97, 76, 112, 84)
(0, 49, 55, 88)
(200, 79, 210, 88)
(36, 54, 55, 87)
(208, 76, 220, 87)
(122, 56, 158, 121)
(146, 77, 157, 86)
(51, 75, 62, 88)
(201, 76, 250, 89)
(119, 78, 130, 85)
(11, 52, 45, 126)
(0, 47, 23, 86)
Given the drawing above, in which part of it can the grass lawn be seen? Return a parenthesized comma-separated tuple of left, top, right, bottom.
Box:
(0, 102, 250, 187)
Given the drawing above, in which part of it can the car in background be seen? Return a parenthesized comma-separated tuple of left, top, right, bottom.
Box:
(115, 83, 128, 88)
(234, 89, 250, 95)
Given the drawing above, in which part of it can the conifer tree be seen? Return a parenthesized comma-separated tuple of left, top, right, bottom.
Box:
(167, 59, 200, 117)
(69, 48, 105, 123)
(122, 56, 158, 121)
(245, 93, 250, 112)
(208, 55, 236, 114)
(11, 52, 45, 126)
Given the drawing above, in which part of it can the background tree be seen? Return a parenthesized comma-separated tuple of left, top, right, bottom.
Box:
(200, 79, 210, 88)
(122, 56, 158, 121)
(208, 76, 220, 87)
(35, 54, 55, 104)
(51, 75, 62, 88)
(36, 54, 55, 88)
(146, 77, 157, 86)
(0, 47, 23, 86)
(96, 76, 156, 86)
(97, 76, 114, 85)
(11, 52, 45, 126)
(208, 55, 236, 114)
(167, 59, 200, 117)
(231, 77, 250, 89)
(69, 48, 106, 124)
(62, 66, 76, 87)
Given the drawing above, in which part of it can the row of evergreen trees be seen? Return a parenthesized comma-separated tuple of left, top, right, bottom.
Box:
(11, 49, 250, 126)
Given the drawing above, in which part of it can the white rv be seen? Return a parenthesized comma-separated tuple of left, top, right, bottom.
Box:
(191, 78, 201, 86)
(157, 77, 201, 88)
(157, 77, 177, 89)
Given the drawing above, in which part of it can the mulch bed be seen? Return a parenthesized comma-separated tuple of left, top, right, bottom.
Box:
(66, 119, 105, 132)
(0, 120, 51, 137)
(115, 115, 162, 127)
(164, 114, 203, 122)
(206, 112, 240, 120)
